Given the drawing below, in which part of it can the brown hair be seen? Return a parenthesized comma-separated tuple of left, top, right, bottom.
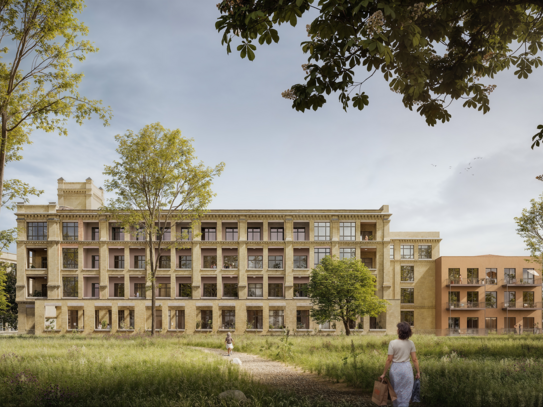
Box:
(397, 322, 412, 340)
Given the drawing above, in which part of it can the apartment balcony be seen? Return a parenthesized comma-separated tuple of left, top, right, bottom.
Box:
(500, 278, 542, 287)
(446, 302, 485, 310)
(501, 302, 542, 310)
(446, 278, 485, 287)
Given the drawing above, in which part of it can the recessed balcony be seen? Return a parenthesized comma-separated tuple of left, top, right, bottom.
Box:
(446, 278, 485, 287)
(500, 278, 542, 287)
(446, 302, 485, 310)
(501, 302, 542, 310)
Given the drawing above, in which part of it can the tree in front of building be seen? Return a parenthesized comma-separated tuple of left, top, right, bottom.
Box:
(308, 256, 387, 336)
(216, 1, 543, 148)
(515, 194, 543, 269)
(0, 261, 17, 331)
(102, 123, 224, 335)
(0, 0, 113, 210)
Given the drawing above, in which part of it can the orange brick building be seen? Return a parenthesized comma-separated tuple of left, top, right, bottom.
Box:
(435, 255, 542, 334)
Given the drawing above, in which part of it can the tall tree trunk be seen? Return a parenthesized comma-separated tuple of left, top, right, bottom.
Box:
(343, 318, 351, 336)
(0, 112, 7, 213)
(149, 236, 155, 336)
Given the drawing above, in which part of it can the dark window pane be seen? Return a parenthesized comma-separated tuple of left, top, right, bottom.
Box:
(62, 222, 78, 241)
(28, 222, 47, 240)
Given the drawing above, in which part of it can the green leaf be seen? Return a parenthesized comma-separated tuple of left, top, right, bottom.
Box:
(247, 47, 256, 61)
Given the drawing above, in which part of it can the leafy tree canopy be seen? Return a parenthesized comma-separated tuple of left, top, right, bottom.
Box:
(216, 0, 543, 147)
(102, 122, 225, 334)
(515, 193, 543, 269)
(0, 0, 112, 209)
(308, 255, 387, 335)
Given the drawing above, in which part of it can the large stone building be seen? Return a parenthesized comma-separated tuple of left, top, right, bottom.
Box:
(15, 178, 440, 335)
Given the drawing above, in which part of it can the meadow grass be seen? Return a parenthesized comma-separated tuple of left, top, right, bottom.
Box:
(179, 332, 543, 407)
(0, 334, 358, 407)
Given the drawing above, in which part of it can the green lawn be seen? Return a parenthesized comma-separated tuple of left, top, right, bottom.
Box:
(3, 333, 543, 407)
(0, 334, 353, 407)
(179, 332, 543, 407)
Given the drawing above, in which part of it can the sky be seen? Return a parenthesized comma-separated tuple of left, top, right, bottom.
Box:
(1, 1, 542, 256)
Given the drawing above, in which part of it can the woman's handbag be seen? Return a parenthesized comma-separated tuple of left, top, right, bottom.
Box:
(372, 378, 397, 406)
(411, 378, 421, 402)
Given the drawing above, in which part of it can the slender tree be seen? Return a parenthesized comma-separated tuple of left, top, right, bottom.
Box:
(308, 255, 387, 335)
(0, 0, 112, 209)
(102, 123, 224, 335)
(216, 1, 543, 147)
(515, 194, 543, 270)
(0, 261, 17, 330)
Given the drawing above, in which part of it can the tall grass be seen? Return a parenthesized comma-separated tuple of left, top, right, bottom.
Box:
(180, 333, 543, 407)
(0, 335, 363, 407)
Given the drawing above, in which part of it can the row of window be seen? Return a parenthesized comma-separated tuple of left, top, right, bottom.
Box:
(448, 268, 538, 284)
(26, 222, 379, 242)
(58, 277, 305, 299)
(448, 317, 538, 331)
(65, 308, 380, 331)
(448, 290, 537, 308)
(390, 245, 432, 260)
(57, 249, 374, 270)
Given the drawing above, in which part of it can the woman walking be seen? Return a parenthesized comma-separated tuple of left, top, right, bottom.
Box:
(380, 322, 420, 407)
(225, 332, 234, 356)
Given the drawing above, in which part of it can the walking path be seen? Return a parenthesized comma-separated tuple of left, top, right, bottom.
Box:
(199, 347, 372, 406)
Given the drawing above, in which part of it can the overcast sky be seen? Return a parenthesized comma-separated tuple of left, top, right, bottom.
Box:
(1, 1, 542, 256)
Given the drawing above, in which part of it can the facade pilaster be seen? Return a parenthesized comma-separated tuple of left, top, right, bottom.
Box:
(192, 242, 201, 299)
(263, 219, 268, 241)
(285, 217, 293, 241)
(216, 220, 222, 242)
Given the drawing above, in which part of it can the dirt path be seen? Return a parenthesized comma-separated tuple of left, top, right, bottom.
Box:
(198, 347, 373, 406)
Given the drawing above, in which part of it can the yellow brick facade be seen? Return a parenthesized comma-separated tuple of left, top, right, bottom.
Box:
(15, 178, 440, 335)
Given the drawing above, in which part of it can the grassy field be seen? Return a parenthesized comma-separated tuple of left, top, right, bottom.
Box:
(3, 333, 543, 407)
(179, 332, 543, 407)
(0, 334, 355, 407)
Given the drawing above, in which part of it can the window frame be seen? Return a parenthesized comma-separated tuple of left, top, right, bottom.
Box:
(400, 245, 414, 260)
(268, 255, 284, 269)
(401, 287, 414, 304)
(339, 248, 356, 260)
(339, 222, 356, 241)
(27, 222, 47, 240)
(62, 248, 78, 269)
(270, 227, 284, 241)
(401, 265, 415, 282)
(247, 227, 261, 241)
(314, 248, 330, 266)
(62, 222, 79, 241)
(293, 255, 308, 269)
(225, 227, 238, 241)
(314, 222, 330, 241)
(179, 255, 192, 269)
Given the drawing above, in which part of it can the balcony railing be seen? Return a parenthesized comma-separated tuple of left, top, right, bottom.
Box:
(500, 278, 542, 286)
(446, 302, 485, 310)
(501, 301, 542, 310)
(446, 278, 485, 286)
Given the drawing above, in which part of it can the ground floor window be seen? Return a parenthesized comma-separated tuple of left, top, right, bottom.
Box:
(467, 317, 479, 329)
(269, 310, 284, 329)
(169, 309, 185, 330)
(448, 317, 460, 330)
(523, 317, 535, 333)
(222, 310, 235, 329)
(95, 309, 112, 330)
(485, 317, 497, 333)
(247, 310, 263, 329)
(200, 310, 212, 329)
(296, 310, 310, 329)
(67, 310, 81, 330)
(504, 317, 516, 333)
(118, 310, 134, 329)
(401, 311, 414, 326)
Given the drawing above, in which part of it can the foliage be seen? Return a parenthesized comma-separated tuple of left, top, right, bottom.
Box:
(216, 0, 543, 146)
(181, 333, 543, 407)
(307, 256, 387, 335)
(514, 194, 543, 269)
(0, 261, 17, 330)
(0, 0, 112, 208)
(102, 122, 224, 334)
(0, 336, 358, 407)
